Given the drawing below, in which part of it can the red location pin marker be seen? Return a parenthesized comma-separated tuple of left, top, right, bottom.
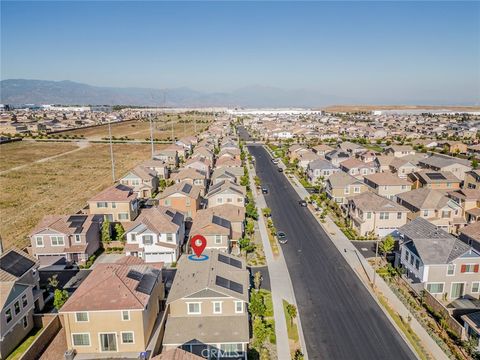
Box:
(191, 235, 207, 257)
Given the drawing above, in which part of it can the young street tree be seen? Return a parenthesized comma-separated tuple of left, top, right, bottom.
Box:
(254, 271, 263, 291)
(379, 235, 395, 260)
(286, 302, 297, 326)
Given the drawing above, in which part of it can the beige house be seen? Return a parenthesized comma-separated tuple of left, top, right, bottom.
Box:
(124, 206, 185, 264)
(189, 209, 232, 253)
(388, 155, 424, 178)
(30, 214, 102, 265)
(339, 158, 376, 178)
(206, 180, 246, 209)
(448, 189, 480, 223)
(88, 184, 139, 222)
(158, 181, 202, 219)
(409, 171, 461, 190)
(385, 145, 416, 158)
(399, 218, 480, 301)
(185, 158, 212, 177)
(325, 171, 368, 205)
(0, 249, 44, 359)
(163, 250, 249, 358)
(347, 192, 408, 237)
(396, 188, 464, 233)
(119, 165, 159, 199)
(211, 167, 243, 185)
(141, 159, 169, 180)
(464, 170, 480, 190)
(61, 257, 164, 356)
(153, 149, 179, 168)
(171, 168, 208, 195)
(363, 173, 412, 200)
(418, 154, 471, 181)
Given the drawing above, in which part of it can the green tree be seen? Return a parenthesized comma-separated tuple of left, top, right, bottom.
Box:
(114, 223, 125, 242)
(252, 317, 268, 349)
(379, 235, 395, 260)
(286, 303, 297, 326)
(472, 158, 479, 170)
(294, 350, 305, 360)
(47, 274, 59, 291)
(53, 289, 69, 310)
(254, 271, 263, 291)
(259, 347, 270, 360)
(249, 291, 266, 319)
(245, 218, 255, 237)
(101, 218, 111, 244)
(159, 179, 167, 190)
(261, 208, 271, 217)
(239, 237, 255, 260)
(246, 203, 259, 220)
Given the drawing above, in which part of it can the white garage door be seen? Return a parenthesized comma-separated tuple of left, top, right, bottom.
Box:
(145, 252, 173, 263)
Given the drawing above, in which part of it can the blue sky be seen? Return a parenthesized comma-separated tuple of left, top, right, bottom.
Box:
(1, 1, 479, 104)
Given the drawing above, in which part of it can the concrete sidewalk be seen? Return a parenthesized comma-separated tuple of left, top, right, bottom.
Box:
(246, 154, 308, 360)
(277, 152, 448, 360)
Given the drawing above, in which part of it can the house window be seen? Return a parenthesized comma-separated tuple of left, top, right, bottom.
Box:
(75, 234, 81, 243)
(397, 212, 402, 220)
(404, 251, 409, 261)
(426, 283, 444, 294)
(72, 333, 90, 346)
(51, 236, 64, 246)
(164, 199, 171, 206)
(217, 198, 223, 204)
(97, 202, 108, 208)
(22, 316, 28, 328)
(461, 264, 479, 273)
(354, 187, 360, 193)
(132, 179, 140, 186)
(401, 185, 407, 190)
(344, 187, 350, 195)
(14, 301, 20, 315)
(112, 202, 117, 209)
(213, 301, 222, 314)
(220, 343, 243, 355)
(410, 255, 414, 266)
(441, 210, 451, 218)
(227, 198, 233, 203)
(118, 213, 129, 220)
(121, 332, 134, 344)
(6, 309, 12, 323)
(166, 233, 173, 242)
(122, 311, 130, 321)
(130, 233, 136, 242)
(22, 294, 28, 308)
(472, 282, 480, 293)
(447, 264, 455, 276)
(237, 198, 243, 203)
(423, 210, 429, 217)
(35, 236, 44, 247)
(76, 312, 89, 322)
(143, 235, 153, 246)
(215, 235, 222, 244)
(380, 212, 389, 220)
(415, 259, 420, 270)
(187, 302, 201, 314)
(235, 301, 243, 313)
(366, 212, 372, 220)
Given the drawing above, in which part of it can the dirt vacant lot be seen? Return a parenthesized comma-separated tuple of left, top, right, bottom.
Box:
(63, 114, 212, 140)
(0, 142, 164, 249)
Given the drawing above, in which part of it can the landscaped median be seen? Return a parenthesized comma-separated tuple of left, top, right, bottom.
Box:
(282, 300, 304, 359)
(249, 289, 277, 359)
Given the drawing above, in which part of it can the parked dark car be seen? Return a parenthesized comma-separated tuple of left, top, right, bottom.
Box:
(262, 187, 268, 194)
(299, 200, 307, 207)
(277, 231, 288, 244)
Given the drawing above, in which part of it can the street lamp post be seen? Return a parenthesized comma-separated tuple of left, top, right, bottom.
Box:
(372, 239, 380, 290)
(108, 119, 115, 182)
(149, 114, 154, 158)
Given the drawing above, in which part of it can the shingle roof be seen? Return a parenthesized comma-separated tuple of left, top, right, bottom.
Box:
(125, 206, 184, 234)
(419, 154, 471, 168)
(396, 188, 452, 210)
(308, 158, 335, 170)
(327, 171, 362, 187)
(399, 218, 473, 264)
(89, 184, 136, 202)
(159, 181, 201, 199)
(349, 192, 408, 212)
(364, 172, 410, 186)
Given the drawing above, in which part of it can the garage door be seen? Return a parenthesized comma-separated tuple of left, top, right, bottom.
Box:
(377, 228, 396, 237)
(145, 252, 173, 263)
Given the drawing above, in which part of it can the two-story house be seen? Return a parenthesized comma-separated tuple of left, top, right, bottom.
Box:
(418, 154, 471, 181)
(119, 165, 159, 199)
(60, 257, 164, 356)
(88, 184, 139, 222)
(158, 181, 202, 219)
(306, 158, 339, 184)
(339, 158, 377, 178)
(153, 149, 179, 168)
(141, 159, 169, 180)
(171, 168, 208, 196)
(0, 248, 44, 359)
(464, 170, 480, 190)
(347, 192, 409, 237)
(398, 218, 480, 300)
(185, 158, 212, 178)
(189, 210, 232, 253)
(363, 173, 412, 201)
(385, 145, 416, 158)
(124, 206, 185, 264)
(408, 171, 461, 190)
(448, 189, 480, 223)
(396, 188, 464, 233)
(29, 214, 102, 265)
(324, 150, 350, 167)
(162, 250, 249, 358)
(325, 171, 368, 205)
(206, 180, 245, 209)
(211, 167, 243, 185)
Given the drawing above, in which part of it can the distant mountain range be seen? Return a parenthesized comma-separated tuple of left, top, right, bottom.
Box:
(0, 79, 353, 107)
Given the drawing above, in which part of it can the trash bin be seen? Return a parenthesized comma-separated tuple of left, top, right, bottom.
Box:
(64, 349, 75, 360)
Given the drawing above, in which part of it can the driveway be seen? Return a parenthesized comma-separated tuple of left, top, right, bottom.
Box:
(247, 143, 416, 360)
(351, 240, 379, 259)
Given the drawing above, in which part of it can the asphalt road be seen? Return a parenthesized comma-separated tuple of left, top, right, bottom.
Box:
(247, 143, 416, 360)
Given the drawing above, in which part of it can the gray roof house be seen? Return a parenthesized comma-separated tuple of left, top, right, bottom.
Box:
(307, 158, 339, 184)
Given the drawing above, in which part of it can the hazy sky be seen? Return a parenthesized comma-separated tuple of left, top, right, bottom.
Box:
(1, 1, 479, 103)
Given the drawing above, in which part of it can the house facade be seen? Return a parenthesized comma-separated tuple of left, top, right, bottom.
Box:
(88, 184, 139, 222)
(158, 181, 202, 219)
(119, 166, 159, 199)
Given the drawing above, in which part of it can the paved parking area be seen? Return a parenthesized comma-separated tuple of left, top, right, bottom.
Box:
(90, 253, 125, 268)
(351, 240, 378, 258)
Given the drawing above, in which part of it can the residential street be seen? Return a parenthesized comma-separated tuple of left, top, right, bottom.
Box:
(247, 143, 417, 360)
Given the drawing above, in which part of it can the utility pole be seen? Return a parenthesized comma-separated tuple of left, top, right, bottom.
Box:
(194, 117, 197, 135)
(108, 119, 115, 182)
(372, 239, 379, 290)
(149, 113, 154, 158)
(171, 119, 174, 144)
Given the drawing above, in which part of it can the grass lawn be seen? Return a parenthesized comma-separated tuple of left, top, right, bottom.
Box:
(63, 114, 212, 140)
(6, 327, 43, 360)
(259, 289, 274, 317)
(0, 141, 79, 172)
(283, 299, 300, 357)
(0, 142, 160, 249)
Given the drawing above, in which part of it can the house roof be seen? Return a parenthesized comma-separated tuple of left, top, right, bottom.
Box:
(308, 158, 335, 170)
(61, 257, 162, 312)
(167, 249, 248, 304)
(460, 221, 480, 241)
(30, 214, 102, 236)
(397, 188, 453, 210)
(152, 349, 204, 360)
(189, 209, 231, 236)
(159, 181, 201, 200)
(412, 170, 461, 184)
(126, 165, 157, 180)
(419, 154, 471, 169)
(89, 184, 136, 202)
(448, 189, 480, 201)
(0, 248, 37, 281)
(171, 167, 206, 181)
(461, 311, 480, 335)
(399, 218, 474, 265)
(349, 192, 407, 212)
(327, 171, 362, 187)
(206, 180, 246, 198)
(125, 206, 184, 234)
(364, 173, 410, 186)
(339, 158, 375, 170)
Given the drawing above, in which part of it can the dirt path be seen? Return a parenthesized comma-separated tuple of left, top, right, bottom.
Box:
(0, 141, 90, 175)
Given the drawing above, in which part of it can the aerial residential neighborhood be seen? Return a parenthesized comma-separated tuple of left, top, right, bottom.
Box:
(1, 1, 479, 359)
